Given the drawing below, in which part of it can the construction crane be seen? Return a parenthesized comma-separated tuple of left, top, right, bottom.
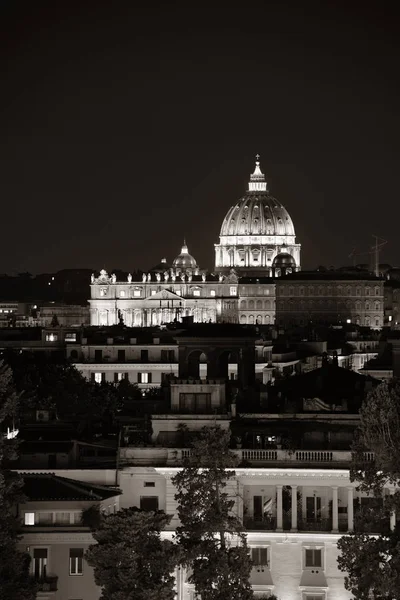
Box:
(348, 236, 388, 276)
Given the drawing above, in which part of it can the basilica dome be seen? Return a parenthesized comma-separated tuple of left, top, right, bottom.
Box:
(172, 241, 198, 270)
(220, 162, 295, 237)
(215, 157, 301, 276)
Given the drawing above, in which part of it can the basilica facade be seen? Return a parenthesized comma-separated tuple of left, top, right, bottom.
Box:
(89, 159, 384, 329)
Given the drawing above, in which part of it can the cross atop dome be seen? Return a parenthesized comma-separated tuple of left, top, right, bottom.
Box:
(249, 155, 267, 192)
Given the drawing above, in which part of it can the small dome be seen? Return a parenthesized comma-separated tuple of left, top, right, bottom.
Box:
(172, 241, 198, 269)
(273, 252, 296, 268)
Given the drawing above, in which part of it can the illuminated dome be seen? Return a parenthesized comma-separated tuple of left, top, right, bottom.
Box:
(172, 241, 198, 270)
(215, 156, 301, 276)
(220, 165, 295, 237)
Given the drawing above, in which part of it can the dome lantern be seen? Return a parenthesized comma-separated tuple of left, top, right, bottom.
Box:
(248, 154, 268, 192)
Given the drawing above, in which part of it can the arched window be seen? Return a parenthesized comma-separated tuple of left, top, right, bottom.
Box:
(264, 300, 271, 310)
(365, 287, 370, 296)
(264, 315, 270, 324)
(248, 315, 255, 324)
(240, 315, 247, 324)
(256, 315, 262, 325)
(366, 302, 370, 310)
(365, 316, 371, 326)
(240, 300, 247, 310)
(375, 302, 380, 310)
(248, 300, 254, 310)
(256, 299, 262, 309)
(375, 287, 380, 296)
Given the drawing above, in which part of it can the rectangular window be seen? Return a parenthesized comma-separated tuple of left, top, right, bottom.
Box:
(65, 333, 77, 342)
(24, 512, 35, 525)
(305, 548, 322, 568)
(94, 372, 102, 384)
(94, 349, 102, 361)
(253, 496, 263, 521)
(210, 289, 216, 296)
(33, 548, 48, 578)
(54, 512, 71, 525)
(144, 481, 155, 487)
(140, 496, 159, 511)
(119, 290, 126, 297)
(304, 596, 324, 600)
(138, 372, 151, 384)
(117, 349, 126, 361)
(306, 496, 322, 522)
(151, 290, 156, 296)
(133, 289, 141, 297)
(69, 548, 84, 575)
(141, 349, 148, 361)
(45, 333, 58, 342)
(193, 289, 201, 297)
(251, 547, 269, 567)
(230, 286, 237, 296)
(36, 512, 53, 525)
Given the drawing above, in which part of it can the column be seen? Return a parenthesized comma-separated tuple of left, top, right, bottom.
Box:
(332, 486, 339, 533)
(390, 489, 396, 531)
(291, 485, 298, 531)
(165, 477, 179, 529)
(347, 486, 354, 532)
(276, 485, 283, 531)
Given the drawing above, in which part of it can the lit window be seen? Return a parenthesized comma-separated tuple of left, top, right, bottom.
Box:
(230, 286, 237, 296)
(46, 333, 58, 342)
(304, 548, 322, 568)
(151, 290, 156, 296)
(120, 290, 126, 297)
(138, 372, 151, 384)
(133, 289, 141, 297)
(65, 333, 77, 342)
(193, 290, 201, 297)
(94, 373, 102, 383)
(100, 288, 108, 297)
(176, 289, 181, 296)
(69, 548, 84, 575)
(24, 512, 35, 525)
(210, 289, 216, 296)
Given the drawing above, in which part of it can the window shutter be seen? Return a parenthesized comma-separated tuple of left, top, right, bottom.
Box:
(305, 549, 313, 566)
(124, 372, 129, 380)
(260, 547, 268, 566)
(113, 373, 118, 383)
(148, 373, 152, 383)
(101, 372, 106, 382)
(90, 373, 95, 382)
(137, 373, 142, 383)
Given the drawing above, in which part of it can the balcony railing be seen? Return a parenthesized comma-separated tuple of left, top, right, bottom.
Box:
(119, 447, 375, 466)
(32, 575, 58, 592)
(244, 516, 277, 531)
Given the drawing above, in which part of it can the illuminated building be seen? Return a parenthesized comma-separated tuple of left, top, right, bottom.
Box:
(89, 158, 384, 329)
(215, 157, 301, 276)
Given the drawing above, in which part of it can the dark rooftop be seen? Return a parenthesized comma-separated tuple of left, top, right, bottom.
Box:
(22, 473, 120, 501)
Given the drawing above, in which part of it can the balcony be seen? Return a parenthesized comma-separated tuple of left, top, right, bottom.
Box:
(32, 575, 58, 592)
(244, 516, 276, 531)
(119, 447, 374, 467)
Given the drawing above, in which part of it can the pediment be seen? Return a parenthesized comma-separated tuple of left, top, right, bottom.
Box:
(148, 289, 182, 300)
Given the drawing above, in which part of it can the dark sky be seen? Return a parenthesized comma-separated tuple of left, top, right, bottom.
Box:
(1, 1, 399, 274)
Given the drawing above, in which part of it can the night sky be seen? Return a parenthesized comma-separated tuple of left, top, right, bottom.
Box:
(1, 1, 399, 275)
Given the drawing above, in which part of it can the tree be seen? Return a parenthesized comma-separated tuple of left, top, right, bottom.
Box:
(172, 426, 253, 600)
(0, 362, 36, 600)
(337, 379, 400, 599)
(86, 507, 179, 600)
